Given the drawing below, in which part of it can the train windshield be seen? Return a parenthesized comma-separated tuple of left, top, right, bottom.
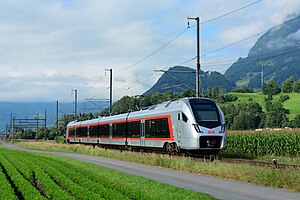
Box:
(189, 99, 221, 128)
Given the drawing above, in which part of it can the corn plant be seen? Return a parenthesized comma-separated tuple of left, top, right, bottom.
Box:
(223, 130, 300, 157)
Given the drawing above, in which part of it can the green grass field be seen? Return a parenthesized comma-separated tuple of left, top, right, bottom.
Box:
(228, 92, 300, 119)
(0, 145, 214, 200)
(9, 140, 300, 192)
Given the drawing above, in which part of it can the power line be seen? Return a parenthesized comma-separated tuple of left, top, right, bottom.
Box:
(201, 0, 263, 24)
(115, 27, 189, 75)
(180, 14, 300, 65)
(113, 73, 157, 93)
(79, 76, 106, 94)
(59, 92, 73, 103)
(203, 59, 237, 66)
(78, 0, 265, 101)
(114, 0, 264, 76)
(219, 46, 300, 71)
(154, 70, 196, 91)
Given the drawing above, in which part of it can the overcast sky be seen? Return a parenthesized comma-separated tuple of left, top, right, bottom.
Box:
(1, 0, 300, 103)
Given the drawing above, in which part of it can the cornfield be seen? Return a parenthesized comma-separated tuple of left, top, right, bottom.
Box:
(223, 129, 300, 157)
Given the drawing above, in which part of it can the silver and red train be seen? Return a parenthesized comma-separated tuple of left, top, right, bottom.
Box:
(66, 97, 226, 155)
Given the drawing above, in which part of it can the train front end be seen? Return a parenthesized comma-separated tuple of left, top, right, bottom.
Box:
(183, 98, 226, 155)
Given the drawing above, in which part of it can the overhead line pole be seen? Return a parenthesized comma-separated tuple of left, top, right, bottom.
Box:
(56, 100, 59, 141)
(105, 69, 113, 116)
(72, 89, 78, 119)
(188, 17, 201, 97)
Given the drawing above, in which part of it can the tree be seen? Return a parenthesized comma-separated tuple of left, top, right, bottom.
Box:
(150, 92, 163, 105)
(163, 90, 175, 101)
(294, 79, 300, 93)
(279, 95, 290, 103)
(95, 109, 110, 117)
(217, 94, 238, 103)
(208, 87, 221, 99)
(180, 88, 196, 98)
(262, 80, 281, 95)
(282, 76, 293, 93)
(112, 96, 136, 114)
(291, 115, 300, 128)
(233, 87, 254, 93)
(232, 112, 257, 130)
(231, 101, 263, 130)
(263, 102, 289, 128)
(78, 113, 94, 121)
(24, 129, 35, 140)
(139, 96, 152, 108)
(36, 127, 50, 140)
(265, 95, 273, 112)
(219, 103, 236, 130)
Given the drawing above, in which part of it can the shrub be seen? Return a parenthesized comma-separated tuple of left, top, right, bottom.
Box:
(279, 95, 290, 102)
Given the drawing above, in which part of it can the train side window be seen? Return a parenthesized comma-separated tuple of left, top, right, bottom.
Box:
(68, 128, 75, 137)
(128, 122, 140, 138)
(89, 126, 98, 137)
(76, 127, 81, 137)
(156, 119, 161, 133)
(182, 113, 188, 123)
(161, 118, 170, 138)
(178, 113, 180, 120)
(77, 127, 88, 137)
(132, 121, 140, 138)
(150, 120, 156, 137)
(83, 127, 88, 136)
(145, 120, 155, 138)
(128, 122, 132, 136)
(113, 123, 125, 137)
(145, 120, 150, 137)
(99, 124, 109, 137)
(145, 118, 170, 138)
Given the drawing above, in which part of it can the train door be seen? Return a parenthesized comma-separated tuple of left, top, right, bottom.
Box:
(109, 123, 112, 144)
(181, 112, 190, 148)
(140, 119, 145, 146)
(177, 113, 182, 145)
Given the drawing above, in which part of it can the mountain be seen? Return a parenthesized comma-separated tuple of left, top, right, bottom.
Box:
(224, 16, 300, 88)
(144, 66, 235, 96)
(0, 102, 107, 132)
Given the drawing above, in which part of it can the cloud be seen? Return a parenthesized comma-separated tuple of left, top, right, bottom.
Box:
(0, 0, 299, 103)
(287, 29, 300, 41)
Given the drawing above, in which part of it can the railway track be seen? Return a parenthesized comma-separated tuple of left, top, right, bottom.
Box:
(190, 156, 300, 170)
(108, 145, 300, 170)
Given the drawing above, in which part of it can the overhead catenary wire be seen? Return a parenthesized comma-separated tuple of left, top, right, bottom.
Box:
(201, 0, 263, 25)
(115, 0, 263, 75)
(96, 0, 266, 95)
(88, 13, 300, 103)
(180, 14, 300, 66)
(154, 70, 196, 91)
(114, 28, 190, 75)
(75, 0, 265, 103)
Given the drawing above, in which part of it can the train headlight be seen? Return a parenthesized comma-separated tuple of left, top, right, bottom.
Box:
(193, 124, 201, 133)
(221, 124, 226, 133)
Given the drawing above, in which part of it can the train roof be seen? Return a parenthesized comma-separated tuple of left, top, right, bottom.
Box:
(67, 97, 214, 127)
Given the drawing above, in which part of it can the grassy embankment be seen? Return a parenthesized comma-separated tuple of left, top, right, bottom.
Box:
(228, 92, 300, 119)
(0, 145, 214, 200)
(10, 138, 300, 192)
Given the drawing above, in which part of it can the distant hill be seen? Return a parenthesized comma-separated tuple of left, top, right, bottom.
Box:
(0, 102, 107, 132)
(224, 16, 300, 88)
(226, 92, 300, 120)
(143, 66, 235, 96)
